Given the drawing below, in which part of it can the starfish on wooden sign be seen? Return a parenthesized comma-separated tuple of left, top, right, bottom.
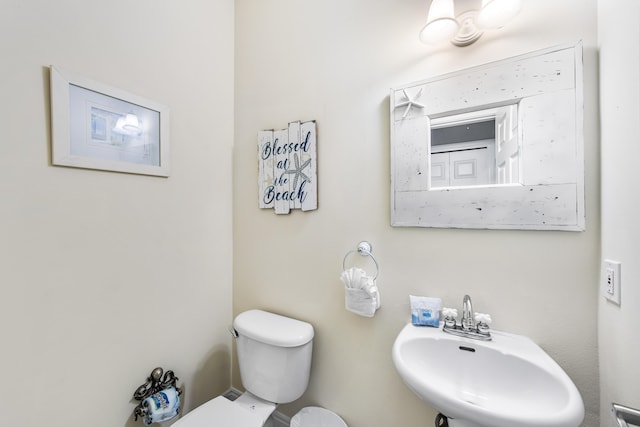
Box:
(395, 87, 424, 118)
(285, 153, 311, 189)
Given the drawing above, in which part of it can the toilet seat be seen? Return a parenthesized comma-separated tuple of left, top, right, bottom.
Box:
(172, 396, 264, 427)
(290, 407, 348, 427)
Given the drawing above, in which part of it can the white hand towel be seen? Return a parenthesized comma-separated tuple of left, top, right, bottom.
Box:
(340, 267, 380, 317)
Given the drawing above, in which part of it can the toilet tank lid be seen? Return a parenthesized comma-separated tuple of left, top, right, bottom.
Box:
(234, 310, 314, 347)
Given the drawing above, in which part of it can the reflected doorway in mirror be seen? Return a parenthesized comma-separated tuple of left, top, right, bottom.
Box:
(429, 104, 520, 189)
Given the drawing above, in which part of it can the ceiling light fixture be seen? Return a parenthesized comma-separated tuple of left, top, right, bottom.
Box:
(419, 0, 522, 47)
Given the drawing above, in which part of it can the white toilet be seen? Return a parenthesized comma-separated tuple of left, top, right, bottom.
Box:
(173, 309, 347, 427)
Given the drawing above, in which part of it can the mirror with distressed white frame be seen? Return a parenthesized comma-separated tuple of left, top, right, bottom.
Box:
(390, 42, 584, 230)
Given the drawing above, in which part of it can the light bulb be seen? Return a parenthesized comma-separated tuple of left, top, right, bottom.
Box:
(420, 0, 459, 44)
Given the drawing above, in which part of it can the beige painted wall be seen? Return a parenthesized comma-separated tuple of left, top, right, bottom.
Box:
(234, 1, 600, 426)
(597, 0, 640, 425)
(0, 1, 234, 427)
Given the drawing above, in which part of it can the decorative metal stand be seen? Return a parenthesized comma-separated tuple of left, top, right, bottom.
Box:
(435, 413, 449, 427)
(133, 367, 182, 423)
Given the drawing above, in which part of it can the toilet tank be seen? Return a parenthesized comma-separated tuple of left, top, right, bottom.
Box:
(233, 310, 314, 404)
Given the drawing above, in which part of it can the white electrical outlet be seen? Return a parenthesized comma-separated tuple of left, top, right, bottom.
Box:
(602, 260, 621, 305)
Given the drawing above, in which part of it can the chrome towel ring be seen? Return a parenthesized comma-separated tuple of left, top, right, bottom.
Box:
(342, 241, 379, 280)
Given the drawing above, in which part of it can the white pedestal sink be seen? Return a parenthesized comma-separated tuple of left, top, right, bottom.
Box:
(392, 323, 584, 427)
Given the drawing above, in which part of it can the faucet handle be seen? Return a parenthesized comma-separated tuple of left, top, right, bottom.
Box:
(474, 312, 492, 325)
(442, 308, 458, 328)
(443, 307, 458, 319)
(474, 313, 492, 334)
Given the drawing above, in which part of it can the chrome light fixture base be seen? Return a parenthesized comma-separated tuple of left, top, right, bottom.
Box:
(419, 0, 522, 48)
(451, 10, 483, 47)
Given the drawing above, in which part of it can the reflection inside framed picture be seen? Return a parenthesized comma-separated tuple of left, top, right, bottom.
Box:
(70, 85, 161, 167)
(50, 66, 169, 177)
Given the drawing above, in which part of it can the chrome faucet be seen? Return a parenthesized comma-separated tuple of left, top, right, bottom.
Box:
(442, 294, 492, 341)
(461, 294, 475, 331)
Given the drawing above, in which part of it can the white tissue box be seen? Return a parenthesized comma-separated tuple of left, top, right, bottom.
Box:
(345, 288, 377, 317)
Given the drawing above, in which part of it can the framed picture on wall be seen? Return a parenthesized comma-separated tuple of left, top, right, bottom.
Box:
(50, 66, 170, 177)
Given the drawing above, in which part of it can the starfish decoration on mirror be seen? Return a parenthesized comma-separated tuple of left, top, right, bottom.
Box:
(395, 87, 425, 118)
(285, 153, 311, 189)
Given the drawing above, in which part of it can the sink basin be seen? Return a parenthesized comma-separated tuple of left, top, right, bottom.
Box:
(392, 323, 584, 427)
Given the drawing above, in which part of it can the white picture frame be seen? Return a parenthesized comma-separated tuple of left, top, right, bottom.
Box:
(50, 66, 170, 177)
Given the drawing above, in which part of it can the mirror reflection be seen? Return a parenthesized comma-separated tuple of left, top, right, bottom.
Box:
(430, 104, 520, 189)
